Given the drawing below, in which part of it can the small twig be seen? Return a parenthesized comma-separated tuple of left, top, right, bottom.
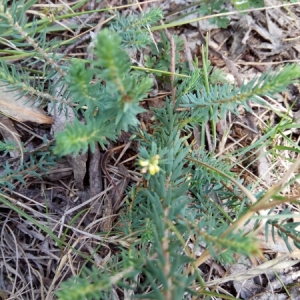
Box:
(74, 1, 104, 36)
(181, 34, 202, 150)
(162, 206, 172, 300)
(272, 222, 300, 244)
(162, 21, 176, 105)
(181, 34, 194, 71)
(205, 123, 213, 152)
(100, 145, 126, 197)
(89, 143, 103, 197)
(63, 33, 92, 56)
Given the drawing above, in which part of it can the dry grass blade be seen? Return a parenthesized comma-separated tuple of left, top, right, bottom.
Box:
(205, 254, 300, 287)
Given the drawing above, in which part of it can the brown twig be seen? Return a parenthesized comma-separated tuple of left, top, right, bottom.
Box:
(100, 145, 127, 197)
(162, 21, 176, 105)
(181, 34, 201, 150)
(89, 143, 103, 197)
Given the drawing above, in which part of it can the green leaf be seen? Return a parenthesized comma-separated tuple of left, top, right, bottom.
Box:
(54, 118, 116, 156)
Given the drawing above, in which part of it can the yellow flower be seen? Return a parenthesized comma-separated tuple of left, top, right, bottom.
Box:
(139, 159, 149, 167)
(149, 164, 160, 175)
(139, 155, 160, 175)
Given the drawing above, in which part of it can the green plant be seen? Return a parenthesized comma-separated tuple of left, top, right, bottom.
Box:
(1, 1, 300, 299)
(144, 31, 188, 80)
(55, 28, 153, 155)
(54, 31, 300, 300)
(109, 8, 163, 50)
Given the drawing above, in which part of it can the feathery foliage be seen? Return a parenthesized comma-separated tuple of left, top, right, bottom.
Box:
(55, 29, 152, 155)
(0, 0, 300, 299)
(110, 8, 163, 50)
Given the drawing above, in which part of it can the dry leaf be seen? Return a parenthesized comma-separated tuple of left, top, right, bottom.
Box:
(0, 85, 53, 124)
(257, 148, 271, 186)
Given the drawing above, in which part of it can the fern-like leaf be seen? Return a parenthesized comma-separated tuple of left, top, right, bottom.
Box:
(54, 118, 116, 156)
